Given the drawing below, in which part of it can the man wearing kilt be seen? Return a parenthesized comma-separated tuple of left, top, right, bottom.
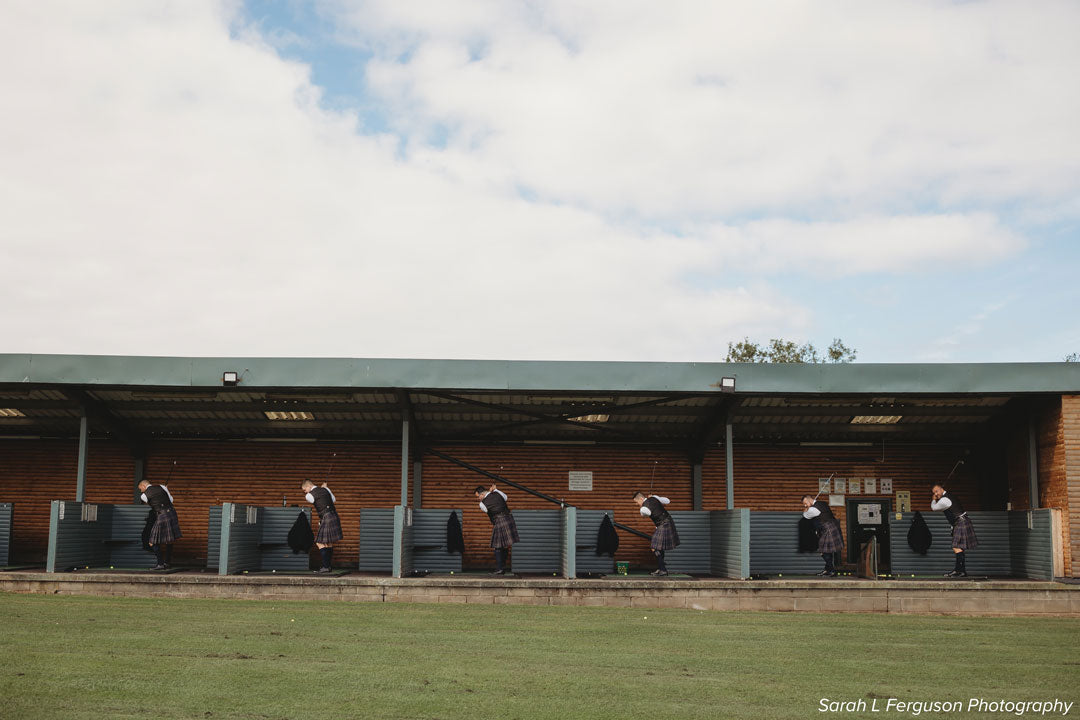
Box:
(633, 492, 680, 576)
(138, 480, 181, 570)
(802, 495, 843, 577)
(475, 484, 519, 575)
(302, 480, 342, 573)
(932, 485, 978, 578)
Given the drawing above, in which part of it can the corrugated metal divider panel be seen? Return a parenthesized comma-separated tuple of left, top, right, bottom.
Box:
(107, 505, 156, 568)
(207, 507, 222, 570)
(1010, 509, 1055, 580)
(0, 503, 12, 565)
(509, 509, 562, 574)
(562, 507, 576, 578)
(357, 508, 395, 572)
(663, 511, 712, 574)
(749, 512, 824, 575)
(392, 506, 413, 578)
(221, 503, 260, 575)
(412, 509, 463, 573)
(46, 501, 110, 572)
(889, 512, 1011, 577)
(711, 509, 750, 579)
(575, 509, 615, 575)
(259, 507, 312, 572)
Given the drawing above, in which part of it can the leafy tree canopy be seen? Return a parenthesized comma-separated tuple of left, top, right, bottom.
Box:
(725, 337, 857, 363)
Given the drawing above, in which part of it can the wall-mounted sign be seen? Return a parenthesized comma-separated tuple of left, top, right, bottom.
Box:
(895, 490, 911, 513)
(833, 478, 846, 494)
(818, 478, 831, 493)
(857, 503, 882, 525)
(829, 494, 845, 506)
(568, 471, 593, 492)
(879, 478, 893, 494)
(848, 479, 861, 495)
(864, 478, 877, 495)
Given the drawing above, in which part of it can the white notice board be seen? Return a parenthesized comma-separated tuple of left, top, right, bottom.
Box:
(568, 471, 593, 491)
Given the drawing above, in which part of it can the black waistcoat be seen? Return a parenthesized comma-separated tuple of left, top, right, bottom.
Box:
(309, 487, 336, 518)
(941, 492, 966, 526)
(144, 485, 173, 513)
(643, 497, 671, 527)
(810, 500, 835, 531)
(483, 491, 509, 524)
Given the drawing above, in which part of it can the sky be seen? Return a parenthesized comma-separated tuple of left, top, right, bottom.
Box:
(1, 0, 1078, 363)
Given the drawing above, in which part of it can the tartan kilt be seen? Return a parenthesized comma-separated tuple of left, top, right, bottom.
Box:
(817, 520, 843, 554)
(650, 519, 680, 551)
(950, 515, 979, 550)
(148, 508, 182, 545)
(315, 510, 343, 544)
(490, 513, 520, 548)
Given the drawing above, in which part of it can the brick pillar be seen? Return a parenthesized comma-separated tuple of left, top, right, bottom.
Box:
(1064, 395, 1080, 577)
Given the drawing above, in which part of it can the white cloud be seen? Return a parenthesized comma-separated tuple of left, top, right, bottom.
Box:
(0, 1, 1069, 361)
(336, 0, 1080, 221)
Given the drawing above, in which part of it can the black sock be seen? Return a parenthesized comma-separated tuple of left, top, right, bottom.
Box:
(494, 548, 505, 571)
(153, 546, 163, 565)
(956, 552, 965, 572)
(655, 550, 666, 571)
(320, 547, 331, 568)
(164, 545, 173, 564)
(823, 553, 835, 572)
(326, 547, 333, 567)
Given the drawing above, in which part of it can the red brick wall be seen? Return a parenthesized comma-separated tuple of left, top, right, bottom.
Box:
(0, 438, 990, 569)
(1063, 395, 1080, 577)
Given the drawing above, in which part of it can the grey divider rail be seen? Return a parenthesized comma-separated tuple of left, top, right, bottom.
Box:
(0, 503, 12, 565)
(562, 506, 576, 578)
(412, 509, 463, 573)
(509, 509, 562, 574)
(1010, 509, 1057, 580)
(711, 509, 750, 579)
(663, 511, 712, 574)
(218, 503, 260, 575)
(207, 506, 222, 570)
(392, 506, 414, 578)
(46, 501, 110, 572)
(889, 511, 1053, 579)
(574, 509, 615, 576)
(107, 505, 157, 568)
(357, 508, 395, 572)
(749, 512, 824, 575)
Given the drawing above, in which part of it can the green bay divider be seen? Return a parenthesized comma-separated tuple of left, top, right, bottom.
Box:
(213, 505, 313, 575)
(749, 511, 824, 576)
(508, 509, 562, 574)
(574, 509, 616, 576)
(361, 508, 463, 574)
(392, 506, 414, 578)
(0, 503, 13, 566)
(889, 510, 1058, 579)
(711, 509, 750, 579)
(46, 501, 110, 572)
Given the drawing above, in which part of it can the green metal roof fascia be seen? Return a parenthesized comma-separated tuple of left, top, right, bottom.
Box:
(0, 354, 1078, 394)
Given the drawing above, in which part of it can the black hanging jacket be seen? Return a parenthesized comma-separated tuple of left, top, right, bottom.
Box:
(287, 511, 315, 554)
(596, 514, 620, 556)
(907, 511, 933, 555)
(446, 512, 466, 555)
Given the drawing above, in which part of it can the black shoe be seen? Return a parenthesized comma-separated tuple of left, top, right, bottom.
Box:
(650, 569, 668, 576)
(815, 569, 830, 576)
(825, 571, 838, 577)
(162, 563, 171, 570)
(490, 569, 506, 575)
(316, 566, 332, 574)
(944, 570, 966, 578)
(150, 564, 166, 571)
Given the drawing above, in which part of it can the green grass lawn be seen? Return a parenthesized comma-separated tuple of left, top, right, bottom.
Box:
(0, 593, 1077, 719)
